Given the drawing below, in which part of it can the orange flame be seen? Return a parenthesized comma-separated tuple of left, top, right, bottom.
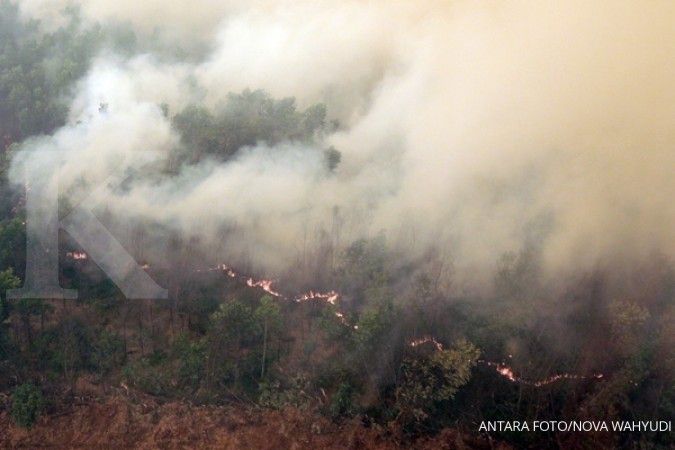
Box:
(294, 290, 339, 305)
(477, 360, 604, 387)
(409, 336, 444, 351)
(246, 277, 284, 298)
(206, 263, 341, 307)
(406, 338, 605, 388)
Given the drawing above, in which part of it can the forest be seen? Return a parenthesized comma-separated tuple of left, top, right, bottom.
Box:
(0, 1, 673, 449)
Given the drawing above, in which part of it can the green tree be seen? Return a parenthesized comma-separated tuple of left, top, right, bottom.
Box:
(0, 268, 20, 363)
(0, 2, 100, 142)
(0, 218, 25, 271)
(52, 318, 92, 387)
(171, 333, 206, 392)
(255, 295, 282, 379)
(395, 339, 480, 429)
(329, 381, 356, 419)
(10, 382, 44, 428)
(14, 298, 51, 348)
(92, 330, 125, 377)
(0, 267, 20, 298)
(206, 300, 260, 391)
(172, 89, 331, 165)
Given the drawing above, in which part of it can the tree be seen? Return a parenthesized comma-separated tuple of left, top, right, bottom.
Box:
(52, 318, 92, 388)
(206, 300, 259, 391)
(395, 339, 480, 430)
(255, 295, 282, 379)
(329, 381, 356, 419)
(0, 268, 20, 364)
(92, 330, 125, 377)
(10, 382, 44, 428)
(324, 146, 342, 172)
(171, 333, 206, 392)
(14, 298, 51, 348)
(337, 236, 389, 298)
(0, 267, 20, 298)
(0, 2, 101, 142)
(0, 219, 25, 272)
(172, 89, 332, 165)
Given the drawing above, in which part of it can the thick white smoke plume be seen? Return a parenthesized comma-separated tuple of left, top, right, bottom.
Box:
(10, 0, 675, 287)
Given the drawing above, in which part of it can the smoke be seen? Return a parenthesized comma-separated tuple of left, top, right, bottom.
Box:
(9, 1, 675, 288)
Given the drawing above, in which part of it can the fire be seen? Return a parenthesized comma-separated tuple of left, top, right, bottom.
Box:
(66, 255, 607, 387)
(334, 312, 358, 330)
(497, 366, 518, 382)
(479, 361, 519, 383)
(246, 278, 284, 298)
(199, 264, 285, 297)
(294, 290, 339, 305)
(66, 251, 88, 260)
(207, 263, 341, 306)
(201, 263, 364, 329)
(409, 336, 444, 351)
(477, 360, 604, 386)
(223, 266, 237, 278)
(407, 338, 605, 388)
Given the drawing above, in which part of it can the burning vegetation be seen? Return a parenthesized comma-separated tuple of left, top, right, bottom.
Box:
(0, 1, 673, 449)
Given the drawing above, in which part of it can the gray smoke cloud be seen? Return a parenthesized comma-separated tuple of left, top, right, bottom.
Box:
(10, 0, 675, 288)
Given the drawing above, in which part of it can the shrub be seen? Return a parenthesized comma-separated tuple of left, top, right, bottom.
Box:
(11, 383, 44, 428)
(122, 358, 172, 396)
(92, 330, 126, 376)
(258, 374, 313, 410)
(172, 334, 206, 391)
(329, 382, 356, 419)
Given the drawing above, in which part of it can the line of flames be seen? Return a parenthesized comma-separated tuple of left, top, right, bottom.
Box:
(478, 360, 604, 387)
(218, 267, 605, 386)
(208, 264, 353, 327)
(66, 256, 604, 387)
(409, 336, 445, 351)
(209, 264, 339, 304)
(407, 337, 604, 387)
